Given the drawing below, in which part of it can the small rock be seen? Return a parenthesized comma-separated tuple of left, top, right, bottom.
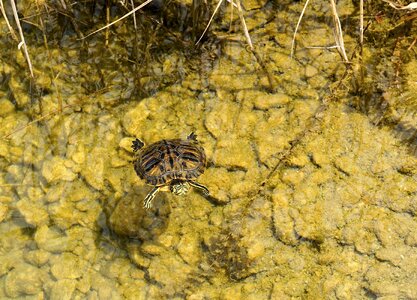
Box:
(42, 156, 77, 183)
(122, 102, 150, 136)
(49, 279, 77, 300)
(119, 137, 136, 153)
(71, 144, 86, 165)
(204, 101, 240, 138)
(48, 201, 82, 229)
(253, 92, 291, 110)
(24, 249, 51, 266)
(0, 99, 15, 116)
(141, 242, 165, 256)
(34, 225, 73, 253)
(305, 65, 318, 78)
(281, 169, 305, 186)
(4, 263, 48, 298)
(91, 274, 121, 299)
(81, 147, 107, 191)
(16, 199, 49, 227)
(246, 241, 265, 260)
(50, 252, 88, 280)
(177, 232, 201, 265)
(242, 0, 268, 10)
(0, 203, 9, 223)
(147, 256, 192, 294)
(213, 134, 255, 169)
(199, 167, 245, 204)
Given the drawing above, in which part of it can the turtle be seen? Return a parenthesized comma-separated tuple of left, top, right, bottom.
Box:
(132, 132, 209, 209)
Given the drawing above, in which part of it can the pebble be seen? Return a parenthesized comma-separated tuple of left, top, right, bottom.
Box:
(4, 263, 48, 298)
(119, 137, 136, 153)
(49, 279, 77, 300)
(50, 252, 88, 280)
(24, 249, 51, 267)
(34, 225, 74, 253)
(0, 99, 15, 116)
(81, 147, 106, 191)
(16, 199, 49, 227)
(177, 233, 201, 265)
(213, 135, 255, 169)
(42, 156, 77, 183)
(0, 203, 9, 223)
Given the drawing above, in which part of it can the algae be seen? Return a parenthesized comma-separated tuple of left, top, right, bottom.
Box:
(0, 0, 417, 299)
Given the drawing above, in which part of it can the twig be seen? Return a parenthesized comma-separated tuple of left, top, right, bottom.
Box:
(10, 0, 34, 77)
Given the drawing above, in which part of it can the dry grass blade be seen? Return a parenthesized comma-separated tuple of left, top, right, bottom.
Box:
(10, 0, 34, 77)
(81, 0, 153, 39)
(291, 0, 311, 58)
(329, 0, 349, 62)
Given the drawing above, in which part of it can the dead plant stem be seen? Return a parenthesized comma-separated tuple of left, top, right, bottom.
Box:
(10, 0, 34, 77)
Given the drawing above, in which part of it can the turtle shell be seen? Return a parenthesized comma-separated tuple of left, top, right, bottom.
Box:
(134, 138, 206, 186)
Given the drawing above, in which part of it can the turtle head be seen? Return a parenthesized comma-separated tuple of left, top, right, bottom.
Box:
(132, 138, 144, 152)
(170, 181, 190, 196)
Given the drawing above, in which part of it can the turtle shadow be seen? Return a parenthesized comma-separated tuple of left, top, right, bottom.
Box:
(96, 186, 171, 261)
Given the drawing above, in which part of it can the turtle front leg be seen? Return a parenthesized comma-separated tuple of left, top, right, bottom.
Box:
(189, 181, 209, 196)
(144, 186, 160, 209)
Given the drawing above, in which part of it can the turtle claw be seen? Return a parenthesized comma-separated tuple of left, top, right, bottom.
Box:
(187, 132, 197, 141)
(132, 138, 144, 152)
(143, 186, 159, 209)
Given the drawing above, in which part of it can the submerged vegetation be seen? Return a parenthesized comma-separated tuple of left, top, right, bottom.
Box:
(0, 0, 416, 150)
(0, 0, 417, 298)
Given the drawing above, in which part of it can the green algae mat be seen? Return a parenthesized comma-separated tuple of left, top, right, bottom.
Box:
(0, 0, 417, 298)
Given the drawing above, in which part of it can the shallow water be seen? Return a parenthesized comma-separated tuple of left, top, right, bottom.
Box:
(1, 0, 417, 299)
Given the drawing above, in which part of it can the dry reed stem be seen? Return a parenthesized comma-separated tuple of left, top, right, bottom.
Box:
(81, 0, 153, 39)
(0, 0, 18, 41)
(196, 0, 252, 48)
(196, 0, 225, 45)
(130, 0, 138, 30)
(359, 0, 363, 47)
(106, 0, 110, 46)
(10, 0, 34, 77)
(292, 0, 349, 63)
(383, 0, 417, 10)
(291, 0, 311, 58)
(229, 0, 234, 32)
(235, 0, 252, 49)
(329, 0, 349, 62)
